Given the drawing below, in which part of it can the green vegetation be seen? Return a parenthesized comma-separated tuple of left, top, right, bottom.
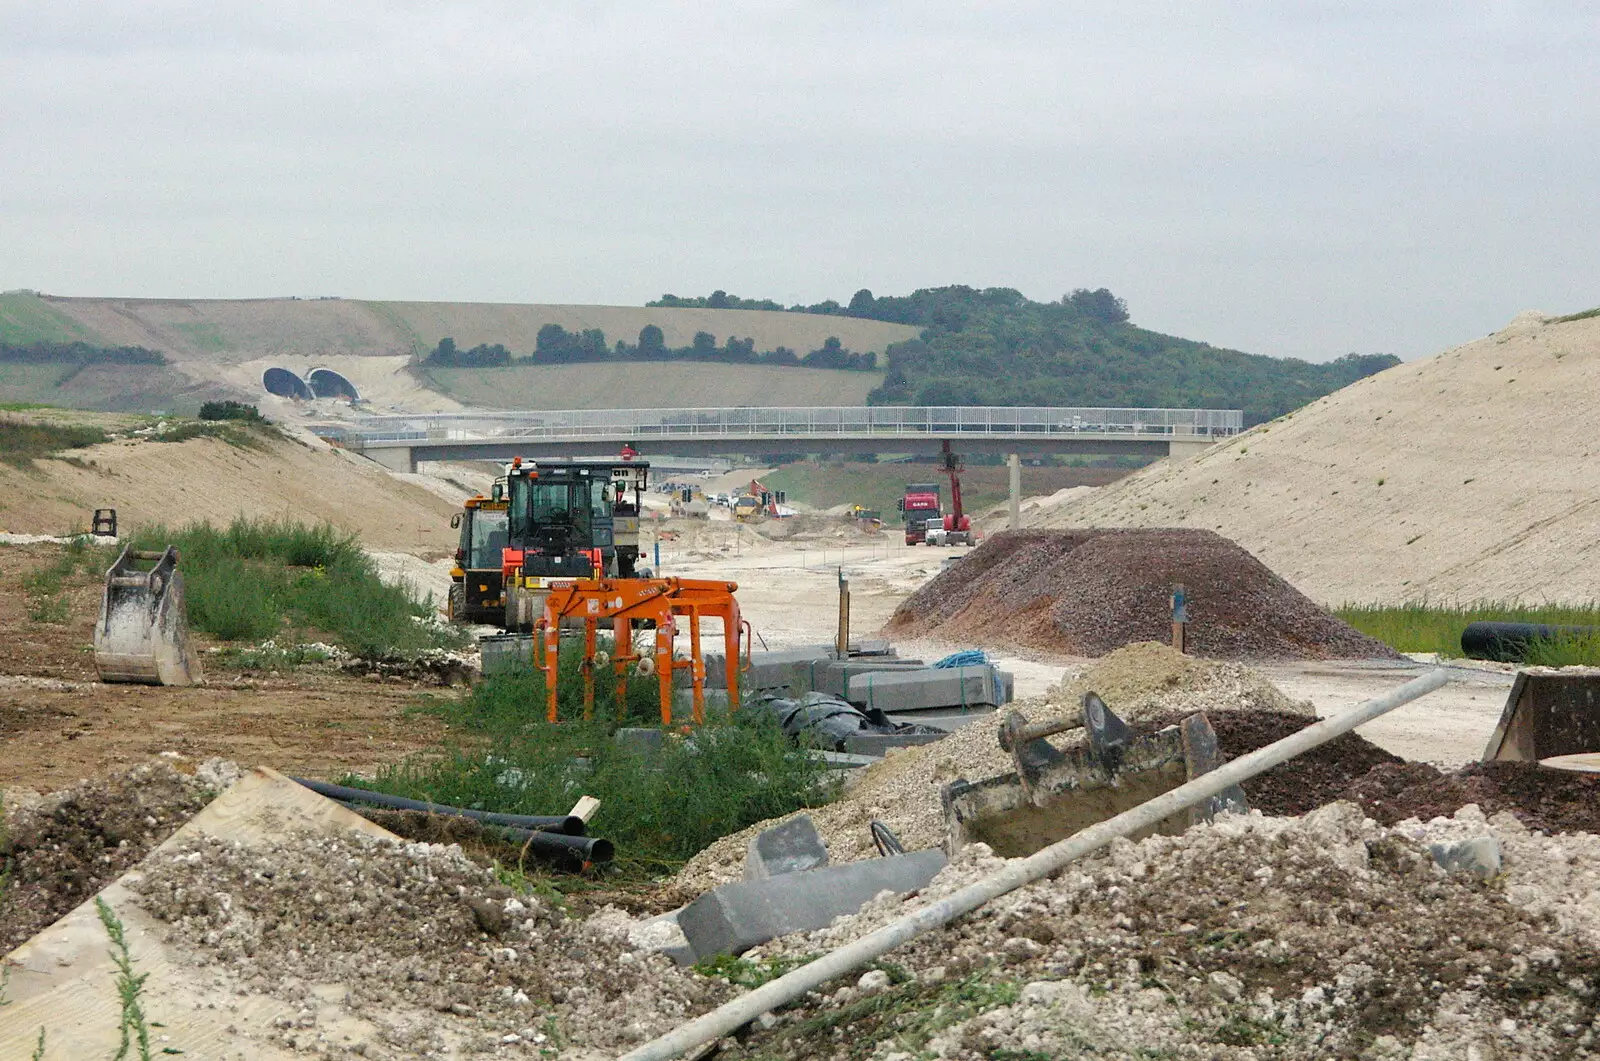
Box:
(198, 400, 264, 422)
(1551, 306, 1600, 324)
(0, 416, 109, 467)
(96, 898, 156, 1061)
(0, 340, 165, 367)
(655, 286, 1400, 424)
(761, 459, 1134, 520)
(171, 321, 228, 352)
(358, 664, 836, 875)
(420, 361, 881, 411)
(1336, 601, 1600, 665)
(738, 967, 1022, 1060)
(21, 535, 98, 624)
(423, 325, 878, 372)
(0, 292, 102, 345)
(128, 518, 464, 658)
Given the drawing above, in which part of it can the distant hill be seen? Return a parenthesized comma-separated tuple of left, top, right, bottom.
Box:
(419, 361, 882, 409)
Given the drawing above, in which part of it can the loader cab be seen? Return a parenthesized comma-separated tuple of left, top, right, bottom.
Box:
(503, 457, 650, 583)
(447, 492, 511, 625)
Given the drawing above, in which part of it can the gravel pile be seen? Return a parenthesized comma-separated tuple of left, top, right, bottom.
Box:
(727, 803, 1600, 1060)
(0, 758, 237, 954)
(887, 529, 1399, 660)
(673, 650, 1316, 897)
(129, 830, 729, 1058)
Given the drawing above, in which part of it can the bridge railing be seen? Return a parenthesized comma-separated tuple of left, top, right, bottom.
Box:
(336, 406, 1243, 445)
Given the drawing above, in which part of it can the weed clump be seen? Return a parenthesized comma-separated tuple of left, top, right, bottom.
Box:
(130, 518, 464, 659)
(1336, 599, 1600, 664)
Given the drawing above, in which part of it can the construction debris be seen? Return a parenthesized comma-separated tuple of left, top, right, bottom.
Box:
(887, 529, 1400, 660)
(93, 544, 204, 685)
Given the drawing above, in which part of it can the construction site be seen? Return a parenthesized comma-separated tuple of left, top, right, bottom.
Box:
(4, 307, 1600, 1061)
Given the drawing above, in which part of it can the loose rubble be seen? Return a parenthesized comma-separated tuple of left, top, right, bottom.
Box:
(728, 803, 1600, 1060)
(0, 758, 237, 953)
(128, 829, 729, 1058)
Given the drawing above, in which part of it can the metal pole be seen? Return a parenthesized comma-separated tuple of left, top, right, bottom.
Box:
(618, 668, 1450, 1061)
(1008, 453, 1021, 531)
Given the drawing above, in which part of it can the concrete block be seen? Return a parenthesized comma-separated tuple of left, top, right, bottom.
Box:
(843, 731, 951, 757)
(479, 634, 534, 675)
(811, 659, 928, 699)
(847, 665, 1006, 712)
(615, 728, 665, 758)
(745, 653, 924, 697)
(671, 687, 731, 717)
(744, 814, 829, 880)
(678, 849, 948, 959)
(1429, 836, 1501, 879)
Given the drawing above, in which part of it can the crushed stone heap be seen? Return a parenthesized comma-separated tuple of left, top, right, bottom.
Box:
(886, 528, 1399, 660)
(128, 829, 728, 1057)
(729, 802, 1600, 1060)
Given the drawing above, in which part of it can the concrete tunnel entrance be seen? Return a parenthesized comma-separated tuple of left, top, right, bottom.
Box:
(308, 367, 360, 401)
(262, 367, 313, 400)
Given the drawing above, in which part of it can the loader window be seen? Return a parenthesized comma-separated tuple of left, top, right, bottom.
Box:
(509, 477, 591, 544)
(468, 509, 508, 568)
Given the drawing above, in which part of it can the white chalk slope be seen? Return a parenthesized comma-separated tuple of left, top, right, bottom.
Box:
(1050, 310, 1600, 605)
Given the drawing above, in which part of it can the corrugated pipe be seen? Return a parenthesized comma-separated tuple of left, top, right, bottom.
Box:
(1460, 621, 1597, 662)
(618, 668, 1450, 1061)
(292, 777, 587, 836)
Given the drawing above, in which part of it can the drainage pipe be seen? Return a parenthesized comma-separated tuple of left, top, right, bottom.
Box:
(1460, 621, 1597, 662)
(293, 777, 587, 835)
(619, 667, 1450, 1061)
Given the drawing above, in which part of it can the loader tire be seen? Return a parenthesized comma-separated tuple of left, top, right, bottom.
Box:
(448, 583, 465, 622)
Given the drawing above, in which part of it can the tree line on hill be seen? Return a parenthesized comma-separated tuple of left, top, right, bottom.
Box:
(652, 285, 1399, 424)
(422, 324, 878, 371)
(0, 340, 166, 365)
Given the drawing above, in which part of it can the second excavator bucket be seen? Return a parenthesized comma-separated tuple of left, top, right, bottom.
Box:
(941, 693, 1247, 858)
(93, 545, 203, 686)
(1482, 670, 1600, 763)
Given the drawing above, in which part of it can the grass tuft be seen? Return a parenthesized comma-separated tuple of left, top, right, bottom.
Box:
(96, 897, 154, 1061)
(0, 417, 108, 467)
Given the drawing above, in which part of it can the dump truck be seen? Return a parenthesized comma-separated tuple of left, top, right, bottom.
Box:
(93, 545, 203, 686)
(898, 482, 941, 545)
(447, 488, 510, 625)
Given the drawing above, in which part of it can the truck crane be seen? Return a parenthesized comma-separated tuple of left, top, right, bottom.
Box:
(924, 440, 975, 547)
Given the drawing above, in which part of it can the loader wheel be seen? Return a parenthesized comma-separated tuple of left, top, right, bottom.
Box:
(448, 583, 465, 621)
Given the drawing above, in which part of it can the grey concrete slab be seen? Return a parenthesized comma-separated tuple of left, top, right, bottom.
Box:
(678, 849, 949, 959)
(847, 665, 1010, 712)
(842, 731, 951, 756)
(744, 814, 829, 880)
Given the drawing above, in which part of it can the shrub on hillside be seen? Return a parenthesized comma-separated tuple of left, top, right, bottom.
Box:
(198, 400, 264, 422)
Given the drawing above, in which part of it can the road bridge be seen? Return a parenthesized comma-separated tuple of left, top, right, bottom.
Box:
(329, 406, 1242, 473)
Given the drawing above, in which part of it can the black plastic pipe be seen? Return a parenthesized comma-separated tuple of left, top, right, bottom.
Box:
(496, 826, 615, 868)
(1460, 621, 1599, 662)
(293, 777, 586, 835)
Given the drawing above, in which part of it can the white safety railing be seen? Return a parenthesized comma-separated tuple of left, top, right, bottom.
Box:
(336, 406, 1243, 445)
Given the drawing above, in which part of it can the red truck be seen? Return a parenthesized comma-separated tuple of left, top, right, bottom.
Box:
(898, 481, 942, 544)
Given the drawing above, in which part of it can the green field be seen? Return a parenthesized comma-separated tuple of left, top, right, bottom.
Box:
(419, 361, 884, 409)
(761, 460, 1136, 518)
(1335, 601, 1600, 665)
(0, 360, 211, 413)
(0, 292, 103, 345)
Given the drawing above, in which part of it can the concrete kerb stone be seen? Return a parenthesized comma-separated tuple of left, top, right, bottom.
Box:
(842, 731, 950, 757)
(677, 849, 949, 960)
(846, 664, 1011, 712)
(744, 814, 829, 880)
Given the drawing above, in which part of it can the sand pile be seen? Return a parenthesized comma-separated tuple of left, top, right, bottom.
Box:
(886, 529, 1397, 660)
(731, 802, 1600, 1060)
(1045, 311, 1600, 604)
(130, 829, 728, 1056)
(673, 651, 1323, 896)
(0, 759, 238, 953)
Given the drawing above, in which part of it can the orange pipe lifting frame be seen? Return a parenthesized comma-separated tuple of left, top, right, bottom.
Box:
(537, 577, 748, 725)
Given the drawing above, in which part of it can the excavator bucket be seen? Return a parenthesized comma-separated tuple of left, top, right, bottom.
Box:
(941, 693, 1246, 857)
(1482, 671, 1600, 763)
(93, 545, 203, 686)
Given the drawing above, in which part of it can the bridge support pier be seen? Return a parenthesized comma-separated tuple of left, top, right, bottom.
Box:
(362, 445, 417, 474)
(1167, 438, 1214, 462)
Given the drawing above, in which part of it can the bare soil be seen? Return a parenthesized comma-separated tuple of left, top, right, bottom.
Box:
(1345, 758, 1600, 835)
(0, 543, 453, 794)
(888, 529, 1398, 660)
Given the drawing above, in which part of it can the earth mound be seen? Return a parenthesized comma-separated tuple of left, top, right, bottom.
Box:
(887, 528, 1398, 660)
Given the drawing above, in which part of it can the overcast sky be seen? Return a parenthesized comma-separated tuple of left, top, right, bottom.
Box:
(3, 1, 1596, 361)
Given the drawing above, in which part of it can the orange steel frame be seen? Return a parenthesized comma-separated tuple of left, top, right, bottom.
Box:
(536, 577, 748, 725)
